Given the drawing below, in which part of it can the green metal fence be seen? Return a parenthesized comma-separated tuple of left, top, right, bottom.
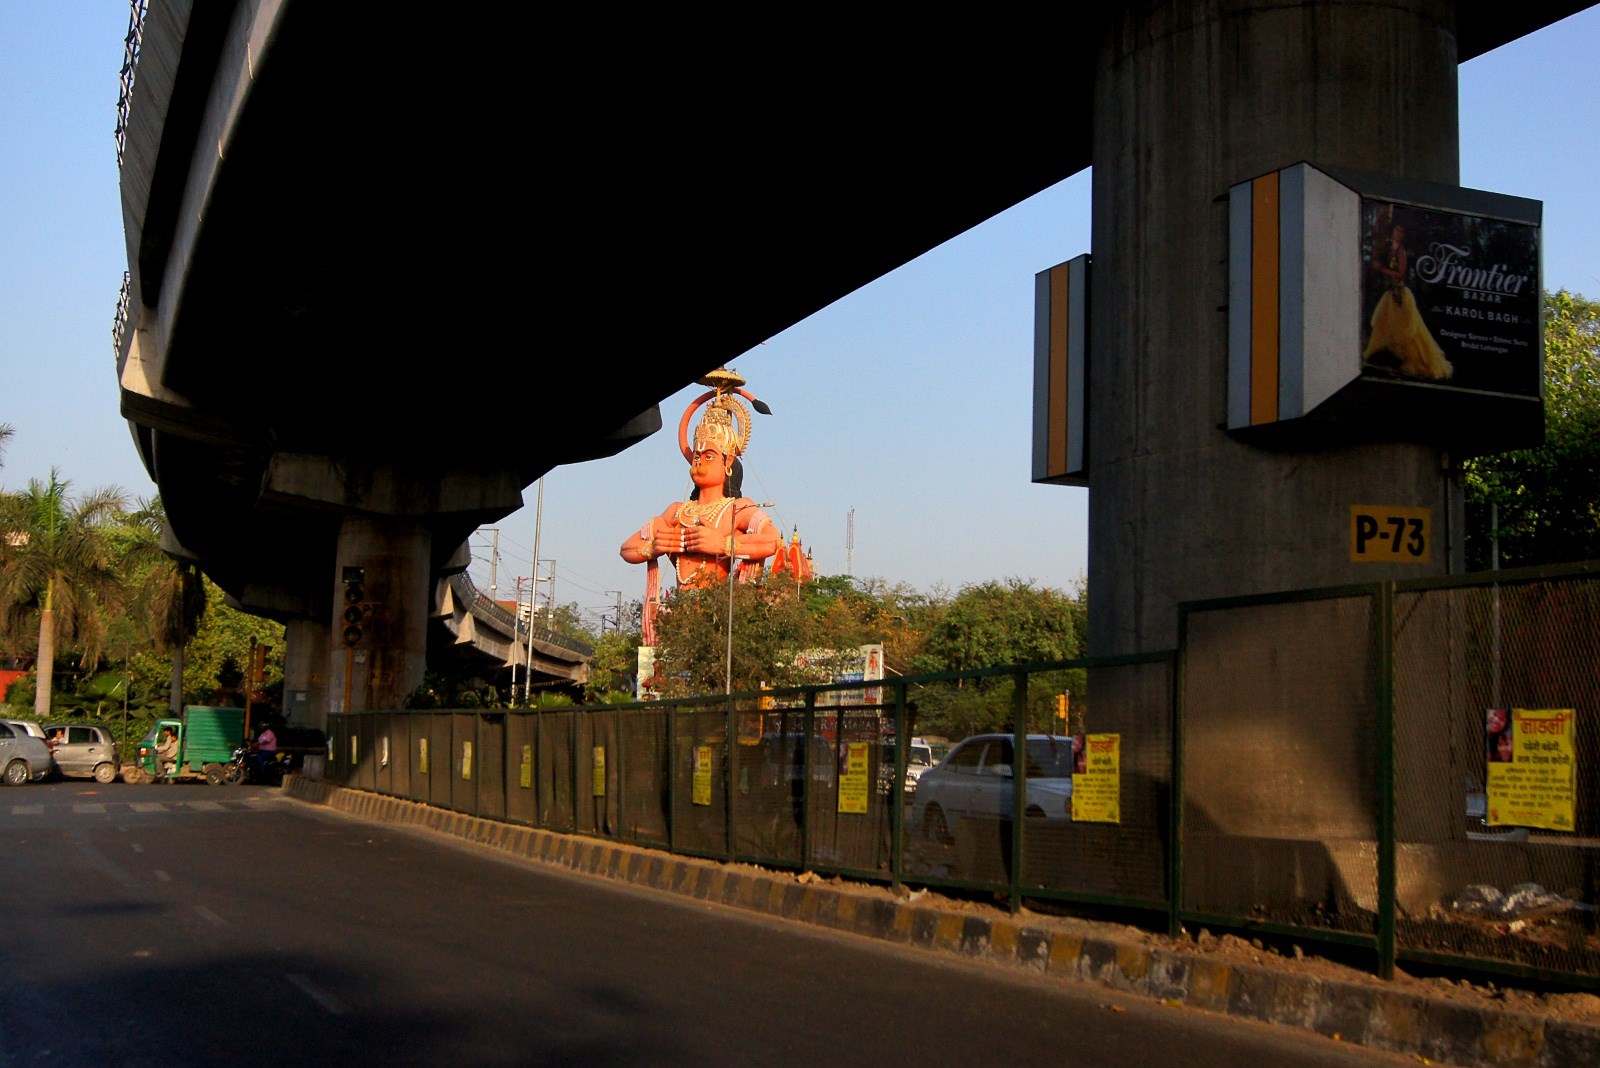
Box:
(324, 562, 1598, 990)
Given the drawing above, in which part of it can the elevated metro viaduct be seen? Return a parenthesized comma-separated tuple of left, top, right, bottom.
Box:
(116, 1, 1593, 731)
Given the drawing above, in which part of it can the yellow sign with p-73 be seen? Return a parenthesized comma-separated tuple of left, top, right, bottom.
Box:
(1350, 505, 1431, 563)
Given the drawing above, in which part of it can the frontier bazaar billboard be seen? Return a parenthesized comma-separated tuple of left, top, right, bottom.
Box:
(1228, 163, 1543, 451)
(1359, 198, 1540, 395)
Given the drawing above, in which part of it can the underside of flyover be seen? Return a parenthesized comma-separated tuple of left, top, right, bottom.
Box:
(117, 1, 1593, 720)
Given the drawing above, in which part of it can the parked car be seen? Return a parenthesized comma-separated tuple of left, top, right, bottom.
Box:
(0, 721, 54, 785)
(42, 723, 121, 783)
(902, 736, 939, 795)
(911, 733, 1076, 843)
(3, 718, 49, 741)
(878, 736, 941, 796)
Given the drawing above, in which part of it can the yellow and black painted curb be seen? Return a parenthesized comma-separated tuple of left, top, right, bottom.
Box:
(282, 776, 1597, 1068)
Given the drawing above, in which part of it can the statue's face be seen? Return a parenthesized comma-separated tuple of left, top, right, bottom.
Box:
(690, 448, 728, 492)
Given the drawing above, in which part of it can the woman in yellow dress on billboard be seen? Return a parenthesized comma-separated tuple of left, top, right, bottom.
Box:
(1362, 219, 1453, 381)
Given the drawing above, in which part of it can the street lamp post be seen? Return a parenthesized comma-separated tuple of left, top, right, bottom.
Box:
(724, 501, 774, 695)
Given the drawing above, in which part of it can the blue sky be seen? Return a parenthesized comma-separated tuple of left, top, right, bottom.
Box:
(3, 4, 1598, 632)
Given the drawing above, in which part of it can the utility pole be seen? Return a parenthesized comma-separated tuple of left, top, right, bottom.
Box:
(542, 560, 557, 625)
(511, 576, 529, 704)
(524, 478, 543, 705)
(489, 527, 499, 603)
(846, 507, 855, 577)
(605, 591, 622, 633)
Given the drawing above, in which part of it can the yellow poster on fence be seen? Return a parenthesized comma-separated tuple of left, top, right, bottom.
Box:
(1071, 733, 1121, 824)
(838, 742, 869, 814)
(1486, 708, 1575, 832)
(593, 746, 606, 797)
(692, 745, 714, 807)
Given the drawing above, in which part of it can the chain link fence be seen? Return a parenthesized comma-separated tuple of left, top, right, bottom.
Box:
(1392, 571, 1600, 980)
(324, 563, 1598, 990)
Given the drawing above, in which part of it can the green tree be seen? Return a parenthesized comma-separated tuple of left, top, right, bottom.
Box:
(585, 629, 642, 702)
(0, 470, 127, 718)
(905, 578, 1087, 739)
(176, 577, 284, 707)
(798, 575, 930, 682)
(650, 578, 814, 696)
(115, 499, 208, 714)
(914, 578, 1084, 674)
(1465, 290, 1600, 569)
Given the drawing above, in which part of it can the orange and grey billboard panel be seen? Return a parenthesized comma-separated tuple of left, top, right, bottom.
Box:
(1032, 254, 1089, 486)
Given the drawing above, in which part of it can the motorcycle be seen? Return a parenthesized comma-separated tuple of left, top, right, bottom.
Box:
(224, 743, 290, 786)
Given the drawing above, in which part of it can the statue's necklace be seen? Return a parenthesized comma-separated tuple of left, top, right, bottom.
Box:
(677, 497, 734, 527)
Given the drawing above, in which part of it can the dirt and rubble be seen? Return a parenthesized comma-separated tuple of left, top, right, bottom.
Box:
(768, 864, 1600, 1027)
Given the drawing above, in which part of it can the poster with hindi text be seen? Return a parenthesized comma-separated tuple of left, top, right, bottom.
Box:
(692, 745, 714, 807)
(1071, 733, 1121, 824)
(837, 742, 869, 814)
(1486, 708, 1575, 832)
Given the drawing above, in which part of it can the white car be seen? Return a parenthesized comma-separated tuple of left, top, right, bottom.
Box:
(912, 733, 1075, 843)
(0, 721, 54, 785)
(902, 737, 938, 795)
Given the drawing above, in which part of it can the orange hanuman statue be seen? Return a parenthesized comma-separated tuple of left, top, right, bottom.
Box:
(620, 369, 782, 645)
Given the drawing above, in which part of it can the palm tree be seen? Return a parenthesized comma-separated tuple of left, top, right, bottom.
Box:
(0, 470, 127, 718)
(120, 498, 208, 715)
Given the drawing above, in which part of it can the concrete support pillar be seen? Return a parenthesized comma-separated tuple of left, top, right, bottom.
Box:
(1088, 0, 1463, 656)
(282, 618, 331, 731)
(329, 517, 431, 712)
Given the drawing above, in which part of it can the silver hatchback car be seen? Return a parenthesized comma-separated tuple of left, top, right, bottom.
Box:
(43, 723, 121, 783)
(0, 721, 54, 785)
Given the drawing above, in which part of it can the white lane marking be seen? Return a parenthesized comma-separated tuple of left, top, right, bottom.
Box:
(11, 805, 43, 816)
(153, 870, 171, 882)
(194, 906, 226, 926)
(75, 804, 107, 814)
(129, 803, 166, 813)
(130, 843, 145, 853)
(287, 974, 348, 1015)
(186, 801, 223, 812)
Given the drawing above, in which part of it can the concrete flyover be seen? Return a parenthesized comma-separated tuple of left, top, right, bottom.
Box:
(114, 2, 1593, 728)
(435, 571, 592, 691)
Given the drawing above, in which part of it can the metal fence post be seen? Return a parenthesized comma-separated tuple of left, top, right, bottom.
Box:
(1171, 616, 1188, 938)
(534, 710, 545, 828)
(891, 678, 907, 893)
(616, 709, 628, 843)
(569, 707, 580, 834)
(666, 703, 677, 853)
(1376, 582, 1397, 980)
(1010, 668, 1027, 913)
(802, 691, 815, 869)
(724, 693, 736, 861)
(473, 712, 483, 817)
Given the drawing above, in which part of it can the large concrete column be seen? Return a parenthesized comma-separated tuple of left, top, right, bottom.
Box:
(1086, 0, 1474, 917)
(281, 618, 331, 730)
(1088, 0, 1462, 656)
(328, 517, 432, 712)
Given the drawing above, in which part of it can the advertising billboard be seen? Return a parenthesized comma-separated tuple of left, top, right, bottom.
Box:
(1227, 163, 1543, 453)
(1359, 199, 1540, 396)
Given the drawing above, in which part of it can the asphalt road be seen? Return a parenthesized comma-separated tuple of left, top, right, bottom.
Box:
(0, 780, 1415, 1067)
